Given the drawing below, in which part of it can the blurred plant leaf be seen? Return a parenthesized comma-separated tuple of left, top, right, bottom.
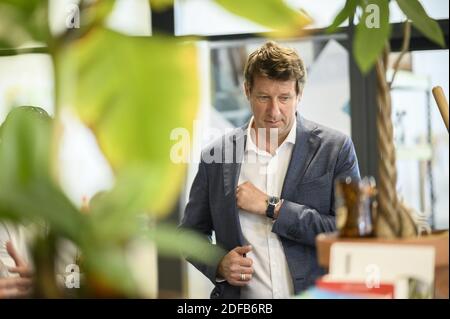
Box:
(0, 106, 138, 296)
(0, 108, 88, 243)
(83, 246, 139, 297)
(145, 222, 226, 265)
(0, 0, 50, 48)
(396, 0, 445, 47)
(0, 107, 51, 184)
(149, 0, 174, 12)
(58, 28, 199, 218)
(214, 0, 312, 35)
(353, 0, 391, 74)
(79, 0, 116, 33)
(0, 182, 88, 243)
(86, 170, 150, 244)
(326, 0, 360, 34)
(31, 232, 63, 298)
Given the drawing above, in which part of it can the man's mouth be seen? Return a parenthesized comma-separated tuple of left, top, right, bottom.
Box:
(264, 120, 281, 126)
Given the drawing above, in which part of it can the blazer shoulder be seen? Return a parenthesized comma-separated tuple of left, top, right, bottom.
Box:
(304, 118, 350, 146)
(200, 126, 246, 160)
(201, 127, 247, 163)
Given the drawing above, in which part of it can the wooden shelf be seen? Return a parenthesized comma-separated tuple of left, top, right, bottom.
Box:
(316, 231, 449, 299)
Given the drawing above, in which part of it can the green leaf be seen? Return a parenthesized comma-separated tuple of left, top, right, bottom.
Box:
(327, 0, 360, 34)
(145, 222, 225, 265)
(83, 247, 139, 297)
(353, 0, 391, 74)
(58, 28, 199, 217)
(0, 0, 50, 48)
(0, 182, 88, 242)
(396, 0, 445, 47)
(86, 172, 150, 244)
(214, 0, 312, 34)
(0, 5, 33, 49)
(149, 0, 174, 12)
(79, 0, 116, 32)
(0, 107, 51, 185)
(0, 107, 87, 243)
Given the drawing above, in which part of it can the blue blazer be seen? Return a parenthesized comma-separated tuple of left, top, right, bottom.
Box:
(180, 115, 361, 299)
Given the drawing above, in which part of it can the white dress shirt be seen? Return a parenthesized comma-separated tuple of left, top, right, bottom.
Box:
(238, 117, 296, 299)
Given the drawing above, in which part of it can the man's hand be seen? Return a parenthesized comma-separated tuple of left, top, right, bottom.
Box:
(0, 241, 33, 299)
(217, 245, 254, 287)
(6, 241, 33, 278)
(236, 182, 268, 215)
(0, 276, 33, 298)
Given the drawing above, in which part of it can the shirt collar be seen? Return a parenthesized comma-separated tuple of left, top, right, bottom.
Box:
(246, 116, 297, 154)
(284, 116, 297, 146)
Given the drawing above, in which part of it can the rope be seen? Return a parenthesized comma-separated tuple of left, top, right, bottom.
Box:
(374, 25, 418, 238)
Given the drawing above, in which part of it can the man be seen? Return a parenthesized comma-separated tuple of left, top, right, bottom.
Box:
(180, 41, 360, 299)
(0, 107, 43, 298)
(0, 106, 83, 298)
(0, 234, 33, 298)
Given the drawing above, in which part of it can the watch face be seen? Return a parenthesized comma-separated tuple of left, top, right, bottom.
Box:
(269, 196, 280, 205)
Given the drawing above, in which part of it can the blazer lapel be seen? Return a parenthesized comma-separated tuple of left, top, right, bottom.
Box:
(281, 116, 321, 200)
(222, 125, 247, 246)
(223, 126, 247, 196)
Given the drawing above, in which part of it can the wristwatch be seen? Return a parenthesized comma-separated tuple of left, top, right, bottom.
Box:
(266, 196, 280, 219)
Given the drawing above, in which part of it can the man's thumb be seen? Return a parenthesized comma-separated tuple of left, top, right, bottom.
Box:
(234, 245, 252, 255)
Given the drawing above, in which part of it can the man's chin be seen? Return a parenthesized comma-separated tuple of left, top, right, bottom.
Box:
(263, 121, 283, 128)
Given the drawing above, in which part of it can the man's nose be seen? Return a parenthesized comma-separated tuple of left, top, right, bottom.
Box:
(267, 98, 281, 118)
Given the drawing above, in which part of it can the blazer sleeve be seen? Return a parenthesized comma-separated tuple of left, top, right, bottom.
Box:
(271, 136, 360, 247)
(178, 160, 227, 285)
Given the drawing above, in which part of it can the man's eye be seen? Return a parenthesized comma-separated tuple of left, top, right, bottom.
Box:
(279, 96, 290, 102)
(258, 96, 270, 101)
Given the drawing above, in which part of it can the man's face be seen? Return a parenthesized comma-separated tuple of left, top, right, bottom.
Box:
(245, 75, 300, 138)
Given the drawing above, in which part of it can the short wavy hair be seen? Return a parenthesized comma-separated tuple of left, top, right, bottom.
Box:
(244, 41, 307, 95)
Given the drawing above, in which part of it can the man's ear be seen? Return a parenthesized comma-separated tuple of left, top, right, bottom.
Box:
(244, 83, 250, 100)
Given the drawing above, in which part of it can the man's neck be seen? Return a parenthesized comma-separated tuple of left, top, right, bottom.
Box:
(251, 123, 291, 155)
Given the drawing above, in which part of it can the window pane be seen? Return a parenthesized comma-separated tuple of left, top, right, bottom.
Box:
(49, 0, 151, 37)
(0, 53, 114, 207)
(285, 0, 348, 29)
(175, 0, 348, 36)
(391, 49, 449, 230)
(209, 37, 351, 136)
(0, 54, 54, 121)
(175, 0, 267, 36)
(390, 0, 449, 23)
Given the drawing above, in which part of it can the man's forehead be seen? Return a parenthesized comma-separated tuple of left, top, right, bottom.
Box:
(252, 77, 296, 92)
(253, 75, 295, 85)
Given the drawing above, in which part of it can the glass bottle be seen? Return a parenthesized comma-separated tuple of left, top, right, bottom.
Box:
(335, 176, 378, 238)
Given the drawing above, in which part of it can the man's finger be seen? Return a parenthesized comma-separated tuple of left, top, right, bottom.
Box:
(238, 256, 253, 267)
(6, 241, 26, 268)
(238, 266, 254, 275)
(16, 279, 32, 289)
(231, 272, 253, 282)
(0, 287, 31, 299)
(7, 266, 33, 278)
(0, 277, 32, 289)
(234, 245, 252, 256)
(229, 271, 253, 286)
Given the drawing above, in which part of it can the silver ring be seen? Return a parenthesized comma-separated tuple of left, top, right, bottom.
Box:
(240, 273, 246, 281)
